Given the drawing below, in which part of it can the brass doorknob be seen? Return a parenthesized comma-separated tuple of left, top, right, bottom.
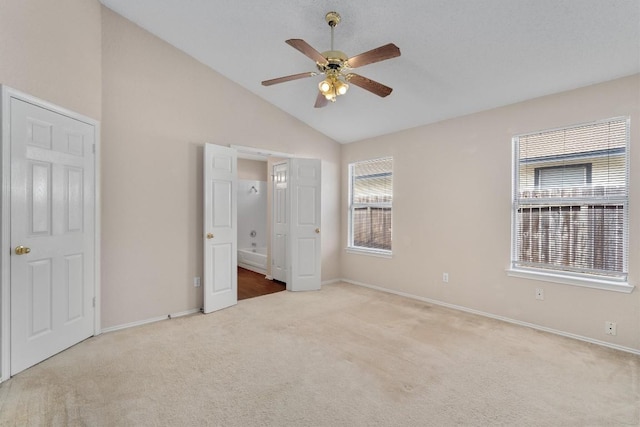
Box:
(206, 233, 214, 239)
(15, 246, 31, 255)
(315, 228, 320, 234)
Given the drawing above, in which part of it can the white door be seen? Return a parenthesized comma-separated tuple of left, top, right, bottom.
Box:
(203, 144, 237, 313)
(10, 98, 96, 375)
(287, 158, 321, 291)
(271, 162, 287, 283)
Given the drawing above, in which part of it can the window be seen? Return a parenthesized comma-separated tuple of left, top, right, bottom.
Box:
(536, 164, 591, 188)
(348, 157, 393, 254)
(511, 117, 629, 284)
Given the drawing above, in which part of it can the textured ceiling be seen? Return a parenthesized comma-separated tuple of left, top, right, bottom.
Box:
(99, 0, 640, 143)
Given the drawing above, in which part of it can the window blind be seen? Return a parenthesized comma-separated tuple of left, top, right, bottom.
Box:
(537, 164, 590, 189)
(349, 158, 393, 251)
(513, 117, 629, 279)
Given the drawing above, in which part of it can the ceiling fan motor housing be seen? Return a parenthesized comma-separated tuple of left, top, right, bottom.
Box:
(317, 50, 348, 73)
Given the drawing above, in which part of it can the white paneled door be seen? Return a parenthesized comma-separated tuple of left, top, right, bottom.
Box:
(9, 97, 96, 376)
(272, 162, 288, 283)
(203, 144, 237, 313)
(288, 158, 321, 291)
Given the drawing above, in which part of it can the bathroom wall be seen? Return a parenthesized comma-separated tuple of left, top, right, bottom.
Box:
(238, 180, 267, 250)
(238, 158, 268, 181)
(238, 158, 268, 250)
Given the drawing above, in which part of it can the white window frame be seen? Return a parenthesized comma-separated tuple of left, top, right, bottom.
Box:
(347, 157, 393, 257)
(508, 117, 634, 293)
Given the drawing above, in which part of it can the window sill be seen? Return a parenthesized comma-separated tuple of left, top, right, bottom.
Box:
(506, 268, 634, 293)
(346, 247, 392, 259)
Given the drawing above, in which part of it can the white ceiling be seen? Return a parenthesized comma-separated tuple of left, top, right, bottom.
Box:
(99, 0, 640, 144)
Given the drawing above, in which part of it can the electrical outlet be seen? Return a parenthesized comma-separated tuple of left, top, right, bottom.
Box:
(442, 273, 449, 283)
(535, 288, 544, 300)
(605, 321, 617, 336)
(193, 276, 201, 287)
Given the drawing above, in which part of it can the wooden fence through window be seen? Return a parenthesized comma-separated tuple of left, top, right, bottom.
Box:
(517, 204, 624, 273)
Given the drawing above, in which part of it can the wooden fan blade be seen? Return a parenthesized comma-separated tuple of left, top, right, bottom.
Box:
(262, 72, 316, 86)
(347, 43, 401, 68)
(346, 73, 393, 97)
(285, 39, 328, 65)
(314, 92, 329, 108)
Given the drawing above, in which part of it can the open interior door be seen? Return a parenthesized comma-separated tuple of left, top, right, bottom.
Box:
(271, 161, 288, 283)
(287, 158, 321, 291)
(203, 144, 237, 313)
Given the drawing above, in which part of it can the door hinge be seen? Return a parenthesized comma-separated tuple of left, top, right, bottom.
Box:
(92, 297, 95, 308)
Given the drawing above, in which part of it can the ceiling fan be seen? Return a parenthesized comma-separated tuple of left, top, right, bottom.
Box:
(261, 11, 401, 108)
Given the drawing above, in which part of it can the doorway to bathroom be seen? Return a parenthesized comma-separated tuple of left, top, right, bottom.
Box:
(204, 143, 321, 310)
(237, 156, 285, 300)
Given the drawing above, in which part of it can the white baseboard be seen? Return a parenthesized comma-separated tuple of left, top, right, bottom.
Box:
(101, 308, 201, 334)
(340, 278, 640, 356)
(102, 278, 344, 335)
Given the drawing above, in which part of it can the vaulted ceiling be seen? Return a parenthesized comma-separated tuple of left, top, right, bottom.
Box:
(99, 0, 640, 143)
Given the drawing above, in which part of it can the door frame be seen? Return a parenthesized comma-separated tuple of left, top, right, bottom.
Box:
(0, 86, 101, 383)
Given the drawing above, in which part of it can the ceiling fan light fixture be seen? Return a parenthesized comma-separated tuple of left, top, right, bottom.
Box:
(319, 75, 348, 101)
(318, 79, 332, 93)
(335, 79, 349, 95)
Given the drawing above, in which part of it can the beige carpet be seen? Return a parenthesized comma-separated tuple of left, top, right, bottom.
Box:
(0, 282, 638, 426)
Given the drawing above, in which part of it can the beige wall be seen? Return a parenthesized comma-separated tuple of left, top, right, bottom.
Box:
(341, 74, 640, 351)
(0, 0, 102, 120)
(238, 159, 268, 181)
(101, 8, 341, 328)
